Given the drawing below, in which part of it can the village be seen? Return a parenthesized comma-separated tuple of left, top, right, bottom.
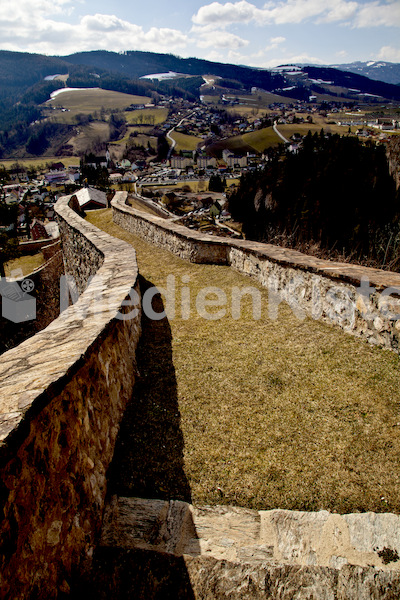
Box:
(1, 91, 399, 247)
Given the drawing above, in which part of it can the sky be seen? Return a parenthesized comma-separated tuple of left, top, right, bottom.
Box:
(1, 0, 400, 67)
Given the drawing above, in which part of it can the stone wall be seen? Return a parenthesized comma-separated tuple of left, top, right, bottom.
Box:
(42, 239, 61, 262)
(19, 237, 60, 256)
(0, 192, 142, 598)
(112, 194, 400, 352)
(113, 197, 228, 265)
(93, 496, 400, 599)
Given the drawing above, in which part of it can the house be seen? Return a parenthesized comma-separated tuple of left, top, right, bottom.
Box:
(210, 202, 222, 219)
(86, 156, 108, 169)
(44, 222, 59, 238)
(45, 168, 67, 184)
(48, 162, 65, 172)
(197, 156, 217, 169)
(170, 156, 194, 169)
(222, 150, 247, 168)
(74, 187, 107, 210)
(30, 219, 50, 240)
(109, 173, 123, 184)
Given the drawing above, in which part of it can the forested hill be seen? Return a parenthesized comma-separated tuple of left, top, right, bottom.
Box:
(302, 65, 400, 102)
(0, 51, 69, 93)
(64, 51, 400, 100)
(330, 61, 400, 86)
(64, 50, 286, 91)
(1, 49, 400, 103)
(229, 134, 400, 271)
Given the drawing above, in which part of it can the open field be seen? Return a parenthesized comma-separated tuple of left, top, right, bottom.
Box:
(241, 127, 282, 151)
(226, 105, 265, 118)
(169, 131, 203, 151)
(88, 208, 400, 514)
(5, 252, 44, 277)
(207, 135, 255, 156)
(67, 121, 110, 154)
(44, 89, 151, 124)
(0, 156, 80, 169)
(278, 122, 357, 138)
(125, 107, 168, 125)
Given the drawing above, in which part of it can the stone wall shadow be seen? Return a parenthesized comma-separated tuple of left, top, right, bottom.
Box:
(106, 275, 192, 503)
(88, 276, 197, 599)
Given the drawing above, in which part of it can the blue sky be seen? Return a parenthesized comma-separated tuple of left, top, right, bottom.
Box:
(1, 0, 400, 67)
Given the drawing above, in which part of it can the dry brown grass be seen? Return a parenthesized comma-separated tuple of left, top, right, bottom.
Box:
(87, 209, 400, 514)
(5, 252, 44, 277)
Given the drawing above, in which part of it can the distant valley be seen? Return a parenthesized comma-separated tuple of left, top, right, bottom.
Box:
(0, 49, 399, 161)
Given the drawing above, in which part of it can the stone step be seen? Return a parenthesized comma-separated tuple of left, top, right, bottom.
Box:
(101, 496, 400, 572)
(90, 496, 400, 599)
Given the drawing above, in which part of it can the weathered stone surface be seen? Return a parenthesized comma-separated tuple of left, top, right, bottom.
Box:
(91, 544, 400, 599)
(101, 497, 400, 571)
(0, 192, 142, 599)
(95, 497, 400, 598)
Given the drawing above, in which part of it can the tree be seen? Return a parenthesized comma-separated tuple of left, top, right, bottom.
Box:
(209, 174, 225, 192)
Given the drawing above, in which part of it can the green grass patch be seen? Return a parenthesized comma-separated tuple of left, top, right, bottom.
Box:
(45, 89, 151, 124)
(242, 127, 281, 152)
(87, 208, 400, 514)
(125, 107, 168, 125)
(207, 135, 255, 156)
(169, 131, 203, 151)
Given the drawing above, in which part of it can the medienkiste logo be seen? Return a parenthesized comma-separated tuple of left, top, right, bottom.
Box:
(0, 270, 36, 323)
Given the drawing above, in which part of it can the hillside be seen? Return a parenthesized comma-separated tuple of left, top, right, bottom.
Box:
(331, 61, 400, 86)
(63, 50, 285, 92)
(63, 50, 400, 102)
(0, 49, 400, 159)
(0, 51, 69, 93)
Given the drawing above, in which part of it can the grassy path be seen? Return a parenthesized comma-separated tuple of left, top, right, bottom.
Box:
(87, 209, 400, 514)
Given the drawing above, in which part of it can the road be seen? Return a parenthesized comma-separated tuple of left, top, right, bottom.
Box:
(166, 111, 196, 159)
(273, 121, 290, 144)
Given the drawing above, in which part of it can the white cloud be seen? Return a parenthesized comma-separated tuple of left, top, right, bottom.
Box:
(270, 36, 286, 45)
(0, 2, 188, 54)
(204, 50, 225, 62)
(192, 0, 263, 27)
(320, 1, 358, 23)
(376, 46, 400, 62)
(218, 48, 324, 69)
(196, 30, 249, 49)
(265, 36, 286, 51)
(192, 0, 400, 29)
(354, 1, 400, 27)
(260, 52, 325, 68)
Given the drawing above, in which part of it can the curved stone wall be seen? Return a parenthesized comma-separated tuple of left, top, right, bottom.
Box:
(112, 194, 400, 352)
(0, 192, 141, 598)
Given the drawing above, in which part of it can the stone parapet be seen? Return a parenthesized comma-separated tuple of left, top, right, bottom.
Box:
(19, 237, 60, 256)
(95, 496, 400, 599)
(0, 191, 142, 598)
(112, 194, 400, 352)
(112, 196, 228, 265)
